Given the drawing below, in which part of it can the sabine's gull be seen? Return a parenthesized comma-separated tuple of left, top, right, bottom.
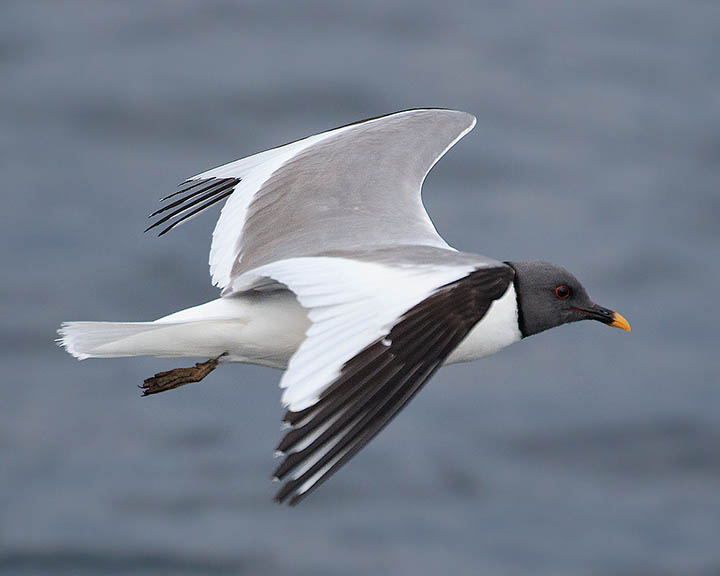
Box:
(58, 109, 630, 504)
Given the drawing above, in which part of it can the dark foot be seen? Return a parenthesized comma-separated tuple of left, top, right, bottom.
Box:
(140, 354, 224, 396)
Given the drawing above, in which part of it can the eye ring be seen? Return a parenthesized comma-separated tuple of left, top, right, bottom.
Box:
(555, 285, 570, 299)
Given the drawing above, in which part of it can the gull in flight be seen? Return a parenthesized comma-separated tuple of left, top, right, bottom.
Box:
(58, 109, 630, 504)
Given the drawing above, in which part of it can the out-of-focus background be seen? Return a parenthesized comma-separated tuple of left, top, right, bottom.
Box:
(1, 1, 719, 574)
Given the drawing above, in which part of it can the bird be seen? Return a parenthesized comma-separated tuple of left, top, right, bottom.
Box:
(58, 108, 630, 505)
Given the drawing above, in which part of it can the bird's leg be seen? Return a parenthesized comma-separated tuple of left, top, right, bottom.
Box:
(140, 353, 226, 396)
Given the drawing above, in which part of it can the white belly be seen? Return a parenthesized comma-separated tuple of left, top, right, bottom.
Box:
(154, 283, 519, 370)
(155, 290, 309, 369)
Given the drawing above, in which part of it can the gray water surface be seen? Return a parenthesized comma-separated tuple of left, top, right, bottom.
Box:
(1, 1, 719, 574)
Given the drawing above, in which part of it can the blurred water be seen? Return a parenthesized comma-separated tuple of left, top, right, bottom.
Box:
(1, 1, 719, 574)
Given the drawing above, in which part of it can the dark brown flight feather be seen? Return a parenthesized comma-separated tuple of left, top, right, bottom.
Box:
(273, 265, 514, 505)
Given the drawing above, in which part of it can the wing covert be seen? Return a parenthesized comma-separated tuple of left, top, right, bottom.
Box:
(146, 109, 476, 291)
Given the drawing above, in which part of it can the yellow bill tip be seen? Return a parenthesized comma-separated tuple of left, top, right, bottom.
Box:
(610, 312, 631, 332)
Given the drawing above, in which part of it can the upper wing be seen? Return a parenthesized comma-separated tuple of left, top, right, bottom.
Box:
(146, 109, 476, 291)
(243, 248, 513, 504)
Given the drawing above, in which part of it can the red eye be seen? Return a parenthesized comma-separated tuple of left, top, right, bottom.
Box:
(555, 285, 570, 299)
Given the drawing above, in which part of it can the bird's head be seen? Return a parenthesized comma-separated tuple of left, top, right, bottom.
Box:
(506, 260, 630, 338)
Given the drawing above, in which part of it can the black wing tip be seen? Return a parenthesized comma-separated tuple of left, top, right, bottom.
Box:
(273, 494, 301, 506)
(273, 479, 299, 504)
(145, 177, 240, 237)
(273, 448, 313, 482)
(273, 483, 309, 506)
(288, 494, 304, 506)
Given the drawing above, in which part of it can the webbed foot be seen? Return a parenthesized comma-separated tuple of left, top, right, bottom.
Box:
(140, 354, 225, 396)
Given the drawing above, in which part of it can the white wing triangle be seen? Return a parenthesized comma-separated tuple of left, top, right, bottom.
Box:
(248, 255, 478, 411)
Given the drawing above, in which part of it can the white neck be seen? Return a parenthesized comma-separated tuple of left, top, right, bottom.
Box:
(444, 281, 522, 365)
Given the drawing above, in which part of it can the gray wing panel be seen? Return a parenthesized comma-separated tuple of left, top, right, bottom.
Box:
(231, 109, 475, 276)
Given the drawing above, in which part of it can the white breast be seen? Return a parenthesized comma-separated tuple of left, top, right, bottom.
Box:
(444, 281, 522, 365)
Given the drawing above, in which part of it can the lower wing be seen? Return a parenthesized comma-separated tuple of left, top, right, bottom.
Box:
(244, 250, 514, 504)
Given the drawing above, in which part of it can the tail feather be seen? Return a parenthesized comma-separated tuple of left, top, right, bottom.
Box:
(57, 322, 169, 360)
(57, 295, 305, 366)
(58, 298, 255, 360)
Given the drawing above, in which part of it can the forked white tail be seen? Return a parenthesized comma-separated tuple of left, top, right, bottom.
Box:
(57, 293, 309, 368)
(57, 320, 245, 360)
